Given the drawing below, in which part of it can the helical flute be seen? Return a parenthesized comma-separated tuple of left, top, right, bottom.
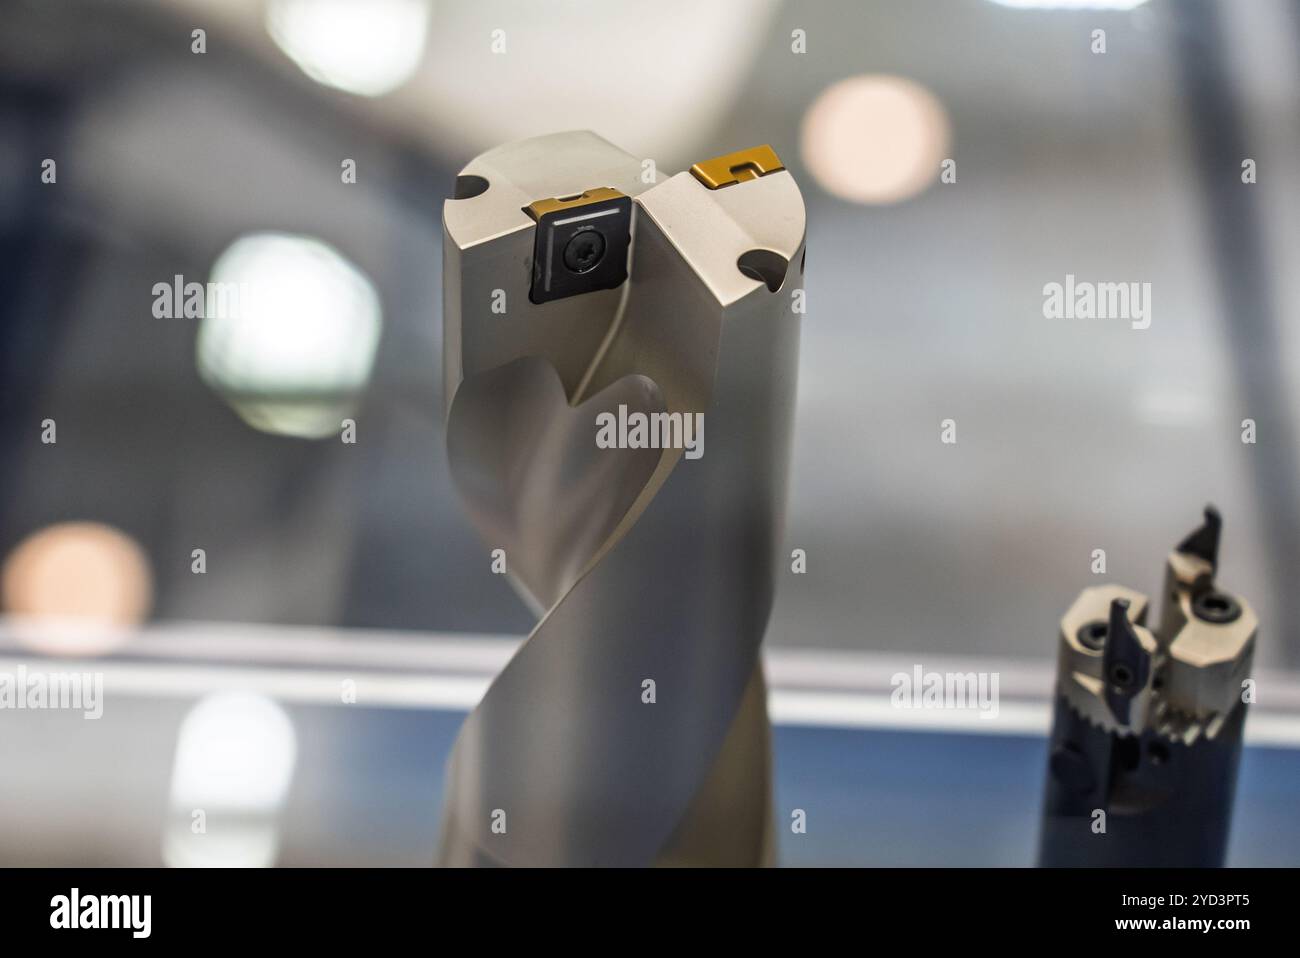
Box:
(438, 132, 805, 866)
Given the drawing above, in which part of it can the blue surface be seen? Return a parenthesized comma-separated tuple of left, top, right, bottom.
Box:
(773, 725, 1300, 866)
(275, 706, 1300, 866)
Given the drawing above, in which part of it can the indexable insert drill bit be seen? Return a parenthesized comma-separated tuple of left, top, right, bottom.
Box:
(1039, 507, 1259, 867)
(437, 132, 805, 866)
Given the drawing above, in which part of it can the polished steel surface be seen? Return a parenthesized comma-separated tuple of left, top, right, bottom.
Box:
(439, 132, 805, 865)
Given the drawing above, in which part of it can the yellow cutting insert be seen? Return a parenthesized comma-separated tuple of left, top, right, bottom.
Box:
(689, 145, 785, 190)
(525, 187, 627, 221)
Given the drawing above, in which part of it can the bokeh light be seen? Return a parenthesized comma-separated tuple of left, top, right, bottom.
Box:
(0, 521, 152, 656)
(163, 692, 298, 868)
(196, 232, 382, 440)
(801, 74, 951, 205)
(266, 0, 431, 98)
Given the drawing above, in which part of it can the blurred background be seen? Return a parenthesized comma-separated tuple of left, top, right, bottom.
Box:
(1, 0, 1299, 865)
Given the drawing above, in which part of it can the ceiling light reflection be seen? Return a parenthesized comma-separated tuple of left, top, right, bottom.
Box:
(266, 0, 431, 97)
(163, 692, 298, 868)
(196, 232, 382, 440)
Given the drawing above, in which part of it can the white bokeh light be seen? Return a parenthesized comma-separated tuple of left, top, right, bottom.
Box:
(163, 692, 298, 868)
(266, 0, 431, 97)
(197, 232, 382, 439)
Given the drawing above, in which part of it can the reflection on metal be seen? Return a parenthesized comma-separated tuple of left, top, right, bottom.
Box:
(439, 131, 806, 866)
(163, 692, 298, 868)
